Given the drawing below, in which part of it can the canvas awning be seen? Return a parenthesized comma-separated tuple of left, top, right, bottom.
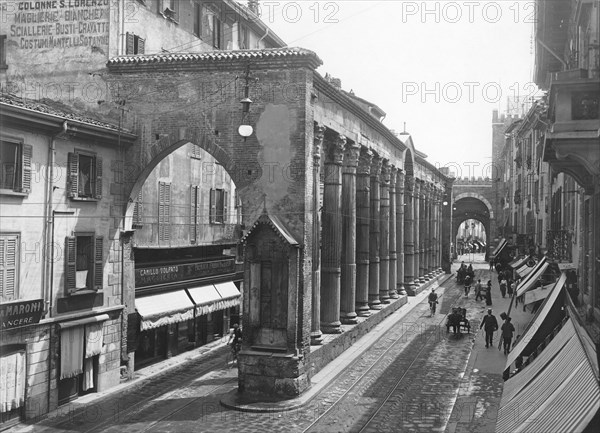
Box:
(507, 273, 566, 368)
(524, 283, 554, 305)
(515, 256, 549, 297)
(509, 256, 528, 269)
(490, 238, 507, 258)
(516, 262, 534, 277)
(497, 317, 600, 433)
(187, 283, 241, 316)
(135, 290, 195, 331)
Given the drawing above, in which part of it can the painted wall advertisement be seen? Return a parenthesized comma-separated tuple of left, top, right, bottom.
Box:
(5, 0, 110, 50)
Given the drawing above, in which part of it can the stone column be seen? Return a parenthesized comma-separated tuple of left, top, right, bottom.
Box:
(379, 160, 391, 304)
(396, 170, 406, 296)
(404, 176, 416, 294)
(418, 181, 426, 283)
(340, 141, 360, 324)
(311, 123, 324, 345)
(369, 155, 383, 310)
(413, 179, 421, 286)
(433, 188, 441, 273)
(388, 166, 399, 299)
(423, 183, 431, 280)
(320, 133, 346, 334)
(356, 147, 373, 317)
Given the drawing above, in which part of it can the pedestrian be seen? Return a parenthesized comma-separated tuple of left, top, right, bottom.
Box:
(489, 257, 495, 271)
(486, 281, 493, 306)
(497, 269, 504, 285)
(501, 317, 516, 355)
(480, 308, 498, 348)
(464, 273, 472, 297)
(475, 279, 484, 301)
(507, 278, 514, 297)
(500, 277, 507, 298)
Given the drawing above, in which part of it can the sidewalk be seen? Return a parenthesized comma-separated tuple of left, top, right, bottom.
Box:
(446, 261, 535, 433)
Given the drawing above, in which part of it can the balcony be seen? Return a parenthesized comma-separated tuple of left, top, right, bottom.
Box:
(543, 75, 600, 192)
(546, 230, 573, 263)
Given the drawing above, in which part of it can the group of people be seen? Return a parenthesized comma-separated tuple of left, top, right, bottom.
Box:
(498, 269, 518, 299)
(479, 309, 516, 355)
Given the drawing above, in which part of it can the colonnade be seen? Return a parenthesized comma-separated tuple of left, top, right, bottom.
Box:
(312, 124, 445, 340)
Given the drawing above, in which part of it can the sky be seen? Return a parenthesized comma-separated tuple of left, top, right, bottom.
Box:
(259, 0, 535, 179)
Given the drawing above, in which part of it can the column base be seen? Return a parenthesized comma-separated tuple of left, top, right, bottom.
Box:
(379, 292, 391, 304)
(310, 331, 323, 345)
(404, 281, 417, 296)
(356, 303, 371, 317)
(397, 284, 407, 296)
(389, 289, 399, 299)
(340, 312, 358, 325)
(368, 298, 383, 310)
(321, 321, 342, 334)
(418, 276, 426, 283)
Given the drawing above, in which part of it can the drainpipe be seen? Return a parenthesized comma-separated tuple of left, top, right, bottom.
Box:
(257, 27, 269, 48)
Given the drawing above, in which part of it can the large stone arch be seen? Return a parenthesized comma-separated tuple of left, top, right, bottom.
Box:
(452, 193, 494, 259)
(453, 192, 494, 219)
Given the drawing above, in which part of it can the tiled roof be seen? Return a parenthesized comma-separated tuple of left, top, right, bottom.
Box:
(0, 93, 124, 132)
(107, 47, 322, 67)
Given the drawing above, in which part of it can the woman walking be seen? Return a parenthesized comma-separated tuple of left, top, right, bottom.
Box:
(486, 280, 493, 306)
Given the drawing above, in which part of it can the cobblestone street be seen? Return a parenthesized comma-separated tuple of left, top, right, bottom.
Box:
(10, 255, 505, 433)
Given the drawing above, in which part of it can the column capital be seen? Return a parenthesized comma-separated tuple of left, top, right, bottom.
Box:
(324, 133, 346, 165)
(413, 178, 422, 195)
(380, 160, 391, 184)
(357, 147, 373, 175)
(370, 155, 383, 180)
(405, 175, 415, 194)
(343, 141, 361, 169)
(389, 166, 398, 188)
(313, 123, 325, 163)
(397, 169, 406, 193)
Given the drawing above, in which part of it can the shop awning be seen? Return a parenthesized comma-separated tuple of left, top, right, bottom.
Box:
(507, 273, 566, 368)
(516, 262, 534, 277)
(509, 256, 528, 269)
(497, 318, 600, 433)
(515, 256, 549, 297)
(490, 238, 507, 258)
(524, 283, 554, 305)
(135, 290, 195, 331)
(187, 283, 241, 316)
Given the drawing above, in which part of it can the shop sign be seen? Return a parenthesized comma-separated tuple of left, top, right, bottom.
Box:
(1, 298, 44, 330)
(136, 258, 236, 287)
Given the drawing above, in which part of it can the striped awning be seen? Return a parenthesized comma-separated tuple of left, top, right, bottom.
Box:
(497, 318, 600, 433)
(516, 262, 534, 277)
(515, 256, 549, 297)
(507, 273, 566, 368)
(490, 238, 507, 258)
(524, 283, 554, 305)
(187, 283, 241, 316)
(135, 290, 195, 331)
(509, 256, 528, 269)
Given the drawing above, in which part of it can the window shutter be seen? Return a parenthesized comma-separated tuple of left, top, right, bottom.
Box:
(95, 156, 103, 199)
(67, 152, 79, 198)
(190, 185, 197, 243)
(21, 144, 32, 193)
(133, 189, 143, 227)
(164, 183, 171, 240)
(223, 190, 228, 224)
(65, 236, 77, 294)
(126, 32, 134, 55)
(137, 37, 145, 54)
(194, 2, 201, 36)
(94, 236, 104, 290)
(209, 188, 216, 223)
(0, 237, 17, 299)
(159, 182, 165, 240)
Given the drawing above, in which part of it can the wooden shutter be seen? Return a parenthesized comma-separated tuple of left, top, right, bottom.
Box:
(137, 37, 145, 55)
(223, 190, 228, 224)
(133, 190, 143, 227)
(95, 156, 103, 199)
(20, 144, 32, 193)
(67, 152, 79, 198)
(93, 236, 104, 290)
(65, 236, 77, 294)
(194, 2, 201, 36)
(0, 236, 18, 299)
(159, 182, 171, 241)
(209, 188, 216, 223)
(126, 32, 134, 55)
(190, 185, 197, 243)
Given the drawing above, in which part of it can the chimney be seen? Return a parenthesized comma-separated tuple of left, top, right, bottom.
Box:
(248, 0, 259, 13)
(331, 78, 342, 89)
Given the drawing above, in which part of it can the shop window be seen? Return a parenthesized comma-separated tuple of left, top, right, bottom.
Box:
(0, 349, 25, 425)
(65, 235, 103, 294)
(125, 32, 145, 55)
(209, 188, 227, 224)
(158, 182, 171, 241)
(67, 152, 102, 200)
(0, 139, 32, 194)
(0, 234, 19, 301)
(0, 35, 7, 70)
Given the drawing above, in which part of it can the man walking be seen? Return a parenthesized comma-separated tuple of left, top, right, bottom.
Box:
(480, 309, 498, 348)
(501, 317, 516, 355)
(474, 279, 484, 301)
